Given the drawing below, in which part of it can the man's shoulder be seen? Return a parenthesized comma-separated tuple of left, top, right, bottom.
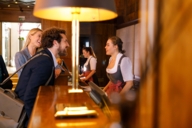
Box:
(37, 49, 52, 57)
(30, 52, 53, 66)
(33, 53, 52, 62)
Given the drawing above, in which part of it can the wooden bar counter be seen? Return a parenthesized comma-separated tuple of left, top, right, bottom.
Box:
(54, 73, 69, 85)
(28, 85, 110, 128)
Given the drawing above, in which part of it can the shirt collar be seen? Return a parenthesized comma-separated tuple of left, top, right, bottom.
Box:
(47, 49, 58, 68)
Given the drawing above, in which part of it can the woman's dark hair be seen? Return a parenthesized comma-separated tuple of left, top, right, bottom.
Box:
(41, 27, 66, 48)
(108, 36, 125, 54)
(82, 47, 96, 58)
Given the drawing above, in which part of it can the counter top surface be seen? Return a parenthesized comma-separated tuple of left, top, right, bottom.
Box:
(28, 85, 110, 128)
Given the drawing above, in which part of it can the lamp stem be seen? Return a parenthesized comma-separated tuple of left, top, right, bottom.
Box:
(72, 19, 79, 90)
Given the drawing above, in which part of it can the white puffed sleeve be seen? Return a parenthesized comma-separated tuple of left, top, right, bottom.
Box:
(90, 57, 97, 70)
(120, 57, 133, 81)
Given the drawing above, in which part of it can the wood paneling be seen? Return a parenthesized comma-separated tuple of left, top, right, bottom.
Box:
(55, 73, 69, 85)
(137, 0, 158, 127)
(158, 0, 192, 127)
(90, 22, 116, 86)
(0, 10, 40, 22)
(137, 0, 192, 127)
(115, 0, 139, 25)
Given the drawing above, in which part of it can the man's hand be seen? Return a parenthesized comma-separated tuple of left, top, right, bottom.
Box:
(55, 69, 62, 79)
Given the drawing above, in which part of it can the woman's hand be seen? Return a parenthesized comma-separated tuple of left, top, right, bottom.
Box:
(120, 81, 133, 95)
(80, 77, 87, 82)
(103, 81, 110, 92)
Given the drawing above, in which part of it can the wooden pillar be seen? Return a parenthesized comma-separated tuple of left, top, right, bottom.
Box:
(138, 0, 192, 127)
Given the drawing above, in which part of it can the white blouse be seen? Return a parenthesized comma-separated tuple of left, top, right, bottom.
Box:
(106, 53, 133, 81)
(84, 55, 97, 70)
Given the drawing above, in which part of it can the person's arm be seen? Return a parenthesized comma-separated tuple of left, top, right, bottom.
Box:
(54, 69, 61, 79)
(79, 73, 84, 77)
(55, 65, 62, 79)
(15, 52, 26, 77)
(81, 70, 96, 81)
(120, 81, 133, 95)
(81, 57, 97, 81)
(23, 56, 53, 118)
(120, 57, 134, 94)
(103, 81, 112, 92)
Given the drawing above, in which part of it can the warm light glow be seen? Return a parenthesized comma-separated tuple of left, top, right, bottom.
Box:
(56, 122, 96, 127)
(54, 106, 97, 116)
(68, 88, 83, 93)
(71, 18, 80, 91)
(55, 109, 96, 116)
(33, 0, 117, 22)
(34, 7, 117, 22)
(65, 106, 88, 111)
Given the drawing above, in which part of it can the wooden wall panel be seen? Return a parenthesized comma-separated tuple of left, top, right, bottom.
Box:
(90, 22, 116, 86)
(80, 22, 91, 35)
(115, 0, 139, 24)
(0, 10, 40, 22)
(138, 0, 192, 127)
(137, 0, 158, 127)
(158, 0, 192, 127)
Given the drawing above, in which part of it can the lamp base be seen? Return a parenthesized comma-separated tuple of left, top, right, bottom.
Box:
(68, 88, 83, 93)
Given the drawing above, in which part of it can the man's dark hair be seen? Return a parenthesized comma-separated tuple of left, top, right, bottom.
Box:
(41, 27, 66, 48)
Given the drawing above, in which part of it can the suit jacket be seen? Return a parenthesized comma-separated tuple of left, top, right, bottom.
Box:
(0, 55, 9, 80)
(15, 47, 31, 77)
(0, 55, 13, 89)
(15, 48, 55, 126)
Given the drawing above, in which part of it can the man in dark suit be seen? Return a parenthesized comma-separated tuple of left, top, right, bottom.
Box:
(15, 27, 70, 127)
(0, 55, 13, 89)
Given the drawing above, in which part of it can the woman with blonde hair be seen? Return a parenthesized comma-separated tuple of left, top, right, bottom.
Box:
(15, 28, 42, 77)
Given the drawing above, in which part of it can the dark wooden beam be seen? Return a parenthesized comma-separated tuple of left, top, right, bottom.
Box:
(116, 19, 139, 29)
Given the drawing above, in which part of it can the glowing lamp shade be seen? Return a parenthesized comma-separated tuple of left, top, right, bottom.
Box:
(33, 0, 117, 92)
(33, 0, 117, 22)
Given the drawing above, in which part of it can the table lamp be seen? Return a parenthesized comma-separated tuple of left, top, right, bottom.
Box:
(33, 0, 118, 93)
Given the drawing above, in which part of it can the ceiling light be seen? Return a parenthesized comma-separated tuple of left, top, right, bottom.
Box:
(33, 0, 117, 22)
